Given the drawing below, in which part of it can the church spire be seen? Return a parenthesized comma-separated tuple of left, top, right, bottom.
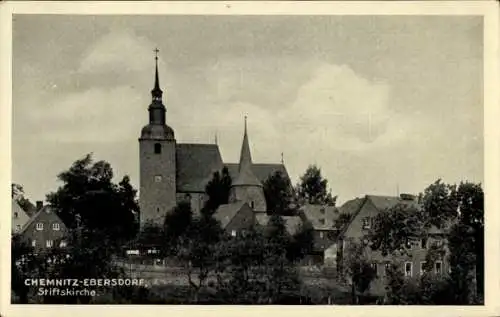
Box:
(232, 116, 262, 187)
(151, 48, 163, 102)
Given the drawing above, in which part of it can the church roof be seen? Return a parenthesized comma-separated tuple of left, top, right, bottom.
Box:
(255, 214, 303, 236)
(232, 118, 262, 187)
(225, 163, 290, 185)
(176, 143, 224, 192)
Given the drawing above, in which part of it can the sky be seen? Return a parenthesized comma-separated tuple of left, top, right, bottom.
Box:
(12, 15, 483, 205)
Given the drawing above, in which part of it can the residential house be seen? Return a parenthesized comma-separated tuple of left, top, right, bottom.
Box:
(11, 199, 31, 234)
(337, 194, 450, 296)
(298, 204, 340, 266)
(19, 203, 68, 252)
(214, 201, 256, 237)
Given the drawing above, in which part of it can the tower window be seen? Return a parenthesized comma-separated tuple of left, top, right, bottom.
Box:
(157, 207, 160, 213)
(154, 143, 162, 154)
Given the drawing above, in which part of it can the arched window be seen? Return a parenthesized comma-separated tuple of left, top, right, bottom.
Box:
(154, 143, 162, 154)
(251, 201, 255, 209)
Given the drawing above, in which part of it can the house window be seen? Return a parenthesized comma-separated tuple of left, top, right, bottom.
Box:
(362, 217, 371, 229)
(31, 240, 37, 247)
(420, 261, 426, 275)
(52, 223, 60, 231)
(435, 239, 444, 247)
(154, 143, 162, 154)
(15, 224, 21, 232)
(14, 212, 18, 218)
(319, 218, 325, 225)
(405, 239, 412, 249)
(154, 175, 162, 182)
(319, 232, 324, 239)
(404, 262, 413, 277)
(46, 240, 53, 248)
(231, 230, 237, 237)
(60, 240, 67, 248)
(421, 238, 427, 249)
(435, 261, 443, 274)
(36, 223, 44, 231)
(320, 208, 325, 214)
(371, 263, 378, 274)
(384, 263, 391, 275)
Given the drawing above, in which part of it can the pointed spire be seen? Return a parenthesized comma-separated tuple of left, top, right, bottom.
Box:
(232, 116, 262, 187)
(151, 48, 163, 102)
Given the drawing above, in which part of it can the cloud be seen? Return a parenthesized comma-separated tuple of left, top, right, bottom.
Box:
(78, 30, 157, 75)
(25, 86, 144, 143)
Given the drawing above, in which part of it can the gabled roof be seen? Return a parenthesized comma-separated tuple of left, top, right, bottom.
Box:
(19, 205, 67, 235)
(226, 163, 290, 185)
(214, 201, 247, 228)
(176, 143, 224, 192)
(338, 197, 365, 216)
(299, 204, 340, 230)
(12, 199, 31, 232)
(255, 214, 303, 236)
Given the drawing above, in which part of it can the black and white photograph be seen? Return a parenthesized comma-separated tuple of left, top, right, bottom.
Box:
(2, 1, 497, 311)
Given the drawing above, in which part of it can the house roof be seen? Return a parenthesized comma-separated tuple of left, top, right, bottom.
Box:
(226, 163, 290, 185)
(299, 204, 340, 230)
(255, 214, 303, 236)
(19, 205, 67, 235)
(214, 201, 247, 228)
(12, 199, 31, 232)
(176, 143, 225, 192)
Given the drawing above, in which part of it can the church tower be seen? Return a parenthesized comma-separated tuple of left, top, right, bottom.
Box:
(229, 117, 267, 212)
(139, 50, 177, 226)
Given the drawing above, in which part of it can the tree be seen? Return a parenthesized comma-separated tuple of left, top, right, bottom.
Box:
(11, 234, 39, 303)
(163, 201, 193, 254)
(262, 214, 301, 303)
(177, 213, 224, 302)
(11, 183, 36, 214)
(46, 153, 138, 243)
(341, 239, 377, 304)
(263, 170, 294, 215)
(296, 165, 336, 206)
(286, 220, 315, 262)
(368, 203, 426, 257)
(202, 167, 232, 216)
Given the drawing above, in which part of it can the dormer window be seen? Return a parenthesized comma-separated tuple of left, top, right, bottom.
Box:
(154, 143, 162, 154)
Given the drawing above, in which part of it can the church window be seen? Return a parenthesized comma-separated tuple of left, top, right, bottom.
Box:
(154, 143, 162, 154)
(251, 201, 255, 209)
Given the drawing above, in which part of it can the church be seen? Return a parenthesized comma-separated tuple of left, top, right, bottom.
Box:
(139, 53, 289, 226)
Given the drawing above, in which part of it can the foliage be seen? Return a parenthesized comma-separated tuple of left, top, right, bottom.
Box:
(11, 234, 38, 303)
(368, 203, 426, 257)
(296, 165, 336, 206)
(11, 183, 36, 214)
(286, 220, 315, 262)
(46, 153, 138, 243)
(163, 201, 193, 252)
(177, 212, 224, 302)
(263, 170, 295, 215)
(341, 239, 377, 304)
(202, 167, 232, 216)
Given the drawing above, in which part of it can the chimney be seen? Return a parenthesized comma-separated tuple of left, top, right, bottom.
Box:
(36, 201, 43, 210)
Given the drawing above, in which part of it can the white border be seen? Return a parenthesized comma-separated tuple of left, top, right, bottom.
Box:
(0, 1, 498, 317)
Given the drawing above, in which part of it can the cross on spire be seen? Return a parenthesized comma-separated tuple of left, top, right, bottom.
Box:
(151, 47, 162, 101)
